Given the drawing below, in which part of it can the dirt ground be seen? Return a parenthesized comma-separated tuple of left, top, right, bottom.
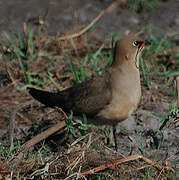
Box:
(0, 0, 178, 38)
(0, 0, 179, 179)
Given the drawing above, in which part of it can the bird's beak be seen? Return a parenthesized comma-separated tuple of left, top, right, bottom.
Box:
(140, 40, 151, 47)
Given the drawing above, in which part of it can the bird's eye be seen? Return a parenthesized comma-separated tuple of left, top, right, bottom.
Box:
(133, 41, 140, 47)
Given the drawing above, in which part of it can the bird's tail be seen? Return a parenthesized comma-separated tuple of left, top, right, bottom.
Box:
(28, 87, 62, 107)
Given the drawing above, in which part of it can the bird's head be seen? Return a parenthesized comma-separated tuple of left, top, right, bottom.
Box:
(113, 35, 151, 69)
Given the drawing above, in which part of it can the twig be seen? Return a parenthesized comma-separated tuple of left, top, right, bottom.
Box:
(9, 101, 34, 146)
(167, 31, 179, 37)
(165, 151, 179, 162)
(57, 0, 125, 41)
(3, 53, 17, 86)
(11, 104, 68, 165)
(16, 112, 31, 123)
(6, 65, 16, 86)
(55, 107, 69, 119)
(80, 154, 173, 178)
(12, 120, 66, 165)
(168, 118, 179, 129)
(58, 10, 105, 41)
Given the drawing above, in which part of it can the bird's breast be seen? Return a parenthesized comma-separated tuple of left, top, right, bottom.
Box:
(97, 67, 141, 124)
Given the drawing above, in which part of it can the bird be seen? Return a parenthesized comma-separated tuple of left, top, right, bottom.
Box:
(28, 35, 151, 149)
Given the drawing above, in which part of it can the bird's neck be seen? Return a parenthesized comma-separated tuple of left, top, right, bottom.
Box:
(109, 58, 141, 104)
(111, 53, 140, 73)
(110, 61, 140, 86)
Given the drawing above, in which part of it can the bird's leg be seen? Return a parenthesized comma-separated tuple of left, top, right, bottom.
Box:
(112, 125, 118, 151)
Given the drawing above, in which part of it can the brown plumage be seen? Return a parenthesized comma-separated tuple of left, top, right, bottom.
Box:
(28, 35, 151, 125)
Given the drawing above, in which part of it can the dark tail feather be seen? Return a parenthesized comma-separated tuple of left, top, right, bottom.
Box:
(28, 87, 62, 107)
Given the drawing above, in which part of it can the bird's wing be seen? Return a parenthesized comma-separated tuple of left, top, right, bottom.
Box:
(28, 72, 112, 116)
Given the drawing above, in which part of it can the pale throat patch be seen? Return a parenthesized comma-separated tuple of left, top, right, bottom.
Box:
(135, 46, 143, 69)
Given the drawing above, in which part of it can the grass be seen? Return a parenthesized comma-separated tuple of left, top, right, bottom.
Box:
(129, 0, 166, 12)
(48, 71, 61, 90)
(6, 27, 176, 92)
(152, 104, 179, 131)
(66, 39, 112, 83)
(141, 33, 177, 90)
(0, 138, 21, 161)
(67, 53, 86, 83)
(140, 56, 152, 89)
(0, 27, 178, 179)
(2, 29, 49, 88)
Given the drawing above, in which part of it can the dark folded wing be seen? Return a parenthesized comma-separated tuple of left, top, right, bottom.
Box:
(28, 72, 112, 116)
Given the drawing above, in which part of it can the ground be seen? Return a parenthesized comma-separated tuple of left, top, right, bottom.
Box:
(0, 0, 179, 179)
